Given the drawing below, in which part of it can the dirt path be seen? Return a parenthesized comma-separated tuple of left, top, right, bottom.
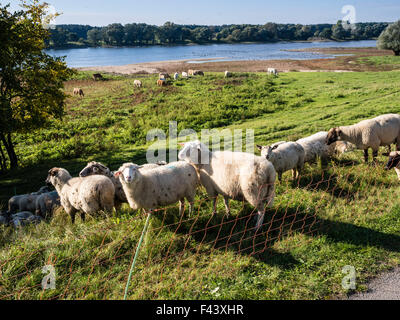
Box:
(348, 267, 400, 300)
(78, 47, 395, 75)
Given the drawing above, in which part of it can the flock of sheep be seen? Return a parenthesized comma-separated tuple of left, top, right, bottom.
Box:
(2, 70, 400, 232)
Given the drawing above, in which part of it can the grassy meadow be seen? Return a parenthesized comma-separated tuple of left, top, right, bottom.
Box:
(1, 58, 400, 299)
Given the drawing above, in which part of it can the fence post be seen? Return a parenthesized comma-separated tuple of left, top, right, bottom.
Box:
(123, 212, 152, 300)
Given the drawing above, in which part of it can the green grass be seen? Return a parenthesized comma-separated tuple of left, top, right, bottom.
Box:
(357, 55, 400, 69)
(1, 70, 400, 300)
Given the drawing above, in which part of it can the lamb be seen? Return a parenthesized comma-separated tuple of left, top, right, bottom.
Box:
(267, 68, 278, 76)
(73, 88, 84, 97)
(92, 73, 103, 81)
(174, 72, 179, 80)
(133, 80, 142, 88)
(157, 79, 167, 87)
(35, 191, 60, 218)
(384, 151, 400, 180)
(178, 140, 276, 229)
(8, 186, 51, 213)
(79, 161, 166, 209)
(182, 72, 188, 78)
(114, 162, 198, 216)
(224, 71, 232, 78)
(45, 167, 115, 223)
(257, 142, 305, 181)
(326, 114, 400, 163)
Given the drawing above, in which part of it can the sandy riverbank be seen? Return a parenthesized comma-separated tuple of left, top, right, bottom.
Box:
(78, 47, 394, 75)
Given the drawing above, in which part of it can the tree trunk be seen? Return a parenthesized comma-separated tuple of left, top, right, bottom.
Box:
(0, 132, 18, 169)
(0, 141, 6, 172)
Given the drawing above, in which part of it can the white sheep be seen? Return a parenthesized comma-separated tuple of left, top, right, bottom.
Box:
(182, 71, 188, 78)
(174, 72, 179, 80)
(296, 131, 332, 165)
(133, 80, 142, 88)
(326, 114, 400, 163)
(224, 71, 232, 78)
(8, 186, 51, 213)
(114, 162, 198, 216)
(267, 68, 278, 76)
(178, 140, 276, 229)
(257, 142, 305, 181)
(45, 167, 115, 223)
(79, 161, 166, 210)
(35, 191, 60, 218)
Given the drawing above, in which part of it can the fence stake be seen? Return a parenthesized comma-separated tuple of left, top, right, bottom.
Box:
(123, 212, 152, 300)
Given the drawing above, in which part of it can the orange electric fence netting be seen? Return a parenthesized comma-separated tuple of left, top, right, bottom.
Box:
(0, 159, 399, 299)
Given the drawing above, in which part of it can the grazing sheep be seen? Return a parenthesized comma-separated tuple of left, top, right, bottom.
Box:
(224, 71, 232, 78)
(159, 72, 170, 80)
(182, 72, 188, 78)
(326, 114, 400, 163)
(384, 151, 400, 180)
(258, 142, 305, 181)
(296, 131, 332, 165)
(267, 68, 278, 76)
(73, 88, 84, 97)
(174, 72, 179, 80)
(45, 168, 115, 223)
(178, 140, 276, 229)
(79, 161, 166, 210)
(35, 191, 60, 218)
(93, 73, 103, 81)
(133, 80, 142, 88)
(8, 186, 51, 214)
(157, 79, 167, 87)
(114, 162, 198, 216)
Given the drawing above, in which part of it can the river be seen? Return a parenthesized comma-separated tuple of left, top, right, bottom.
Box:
(45, 40, 377, 68)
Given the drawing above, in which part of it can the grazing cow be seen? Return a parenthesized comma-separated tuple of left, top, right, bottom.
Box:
(159, 73, 170, 80)
(267, 68, 278, 76)
(73, 88, 84, 97)
(157, 79, 167, 87)
(189, 70, 204, 76)
(133, 80, 142, 88)
(93, 73, 103, 81)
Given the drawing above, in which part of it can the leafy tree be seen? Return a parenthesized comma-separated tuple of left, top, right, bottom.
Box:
(0, 1, 73, 169)
(377, 20, 400, 56)
(103, 23, 124, 46)
(87, 28, 103, 45)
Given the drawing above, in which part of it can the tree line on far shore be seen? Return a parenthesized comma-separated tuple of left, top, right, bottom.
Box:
(47, 21, 389, 48)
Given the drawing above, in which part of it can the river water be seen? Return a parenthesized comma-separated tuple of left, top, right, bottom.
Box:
(45, 40, 376, 68)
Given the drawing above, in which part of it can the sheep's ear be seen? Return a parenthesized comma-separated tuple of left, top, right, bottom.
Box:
(272, 145, 279, 150)
(178, 142, 186, 147)
(337, 128, 342, 136)
(256, 145, 263, 151)
(114, 171, 121, 177)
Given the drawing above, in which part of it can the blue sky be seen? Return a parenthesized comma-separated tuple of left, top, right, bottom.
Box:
(6, 0, 400, 26)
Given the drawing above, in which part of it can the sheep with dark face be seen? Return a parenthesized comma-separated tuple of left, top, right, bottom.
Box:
(385, 151, 400, 180)
(46, 167, 115, 223)
(326, 114, 400, 163)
